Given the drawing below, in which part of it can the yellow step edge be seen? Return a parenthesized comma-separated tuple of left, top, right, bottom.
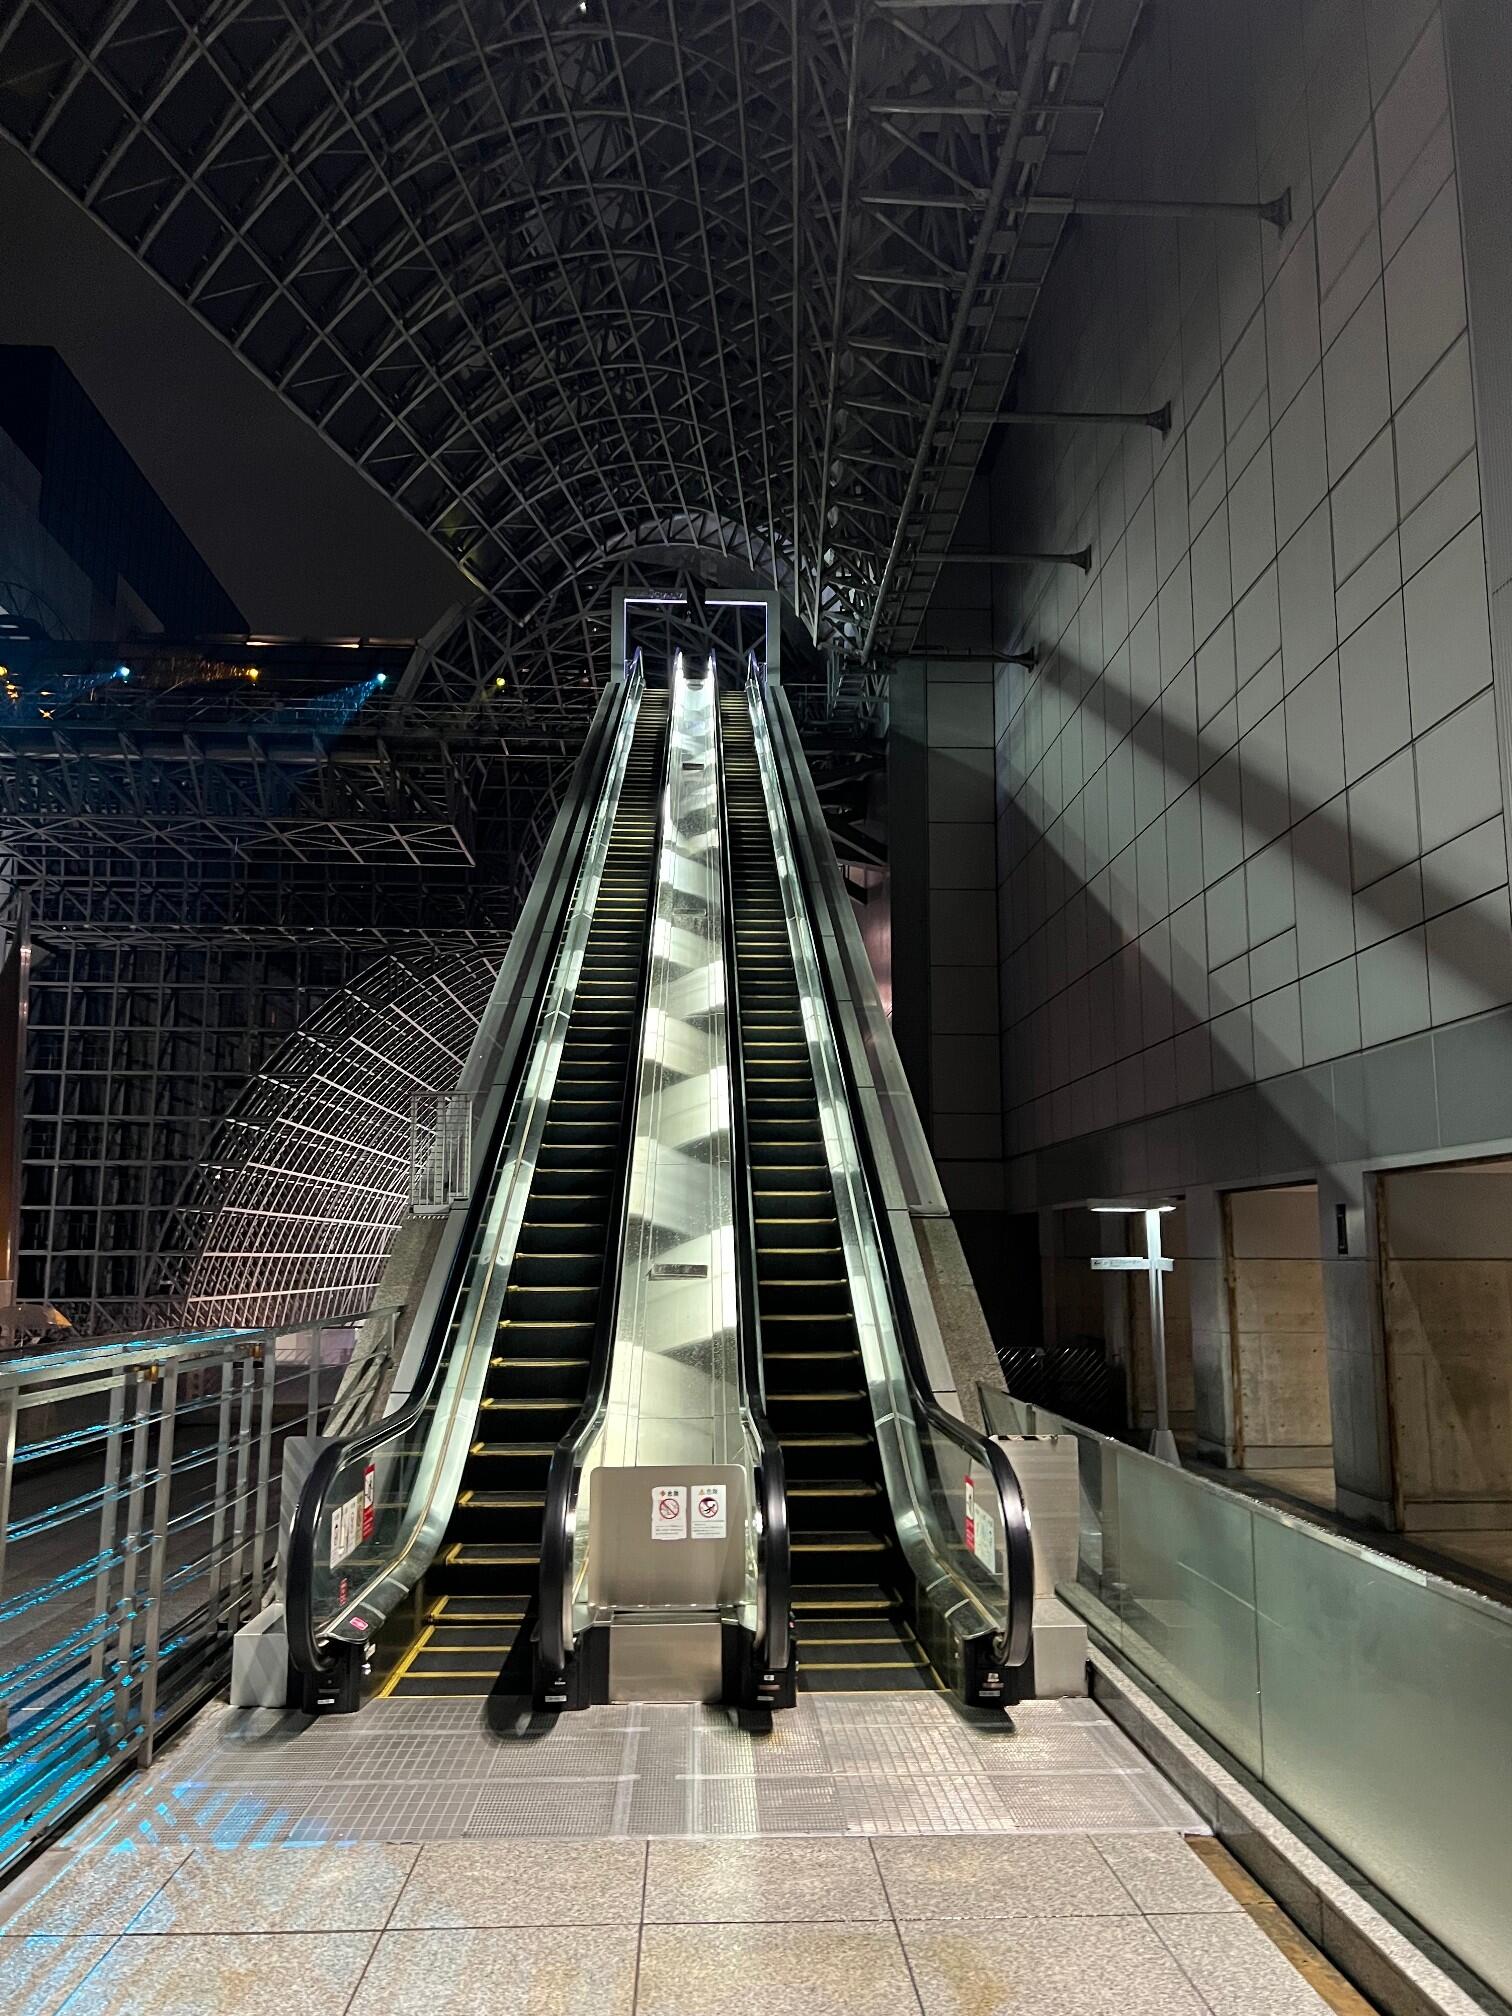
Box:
(800, 1660, 924, 1672)
(375, 1623, 434, 1698)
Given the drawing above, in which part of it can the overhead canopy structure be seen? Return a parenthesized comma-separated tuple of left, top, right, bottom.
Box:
(0, 0, 1141, 705)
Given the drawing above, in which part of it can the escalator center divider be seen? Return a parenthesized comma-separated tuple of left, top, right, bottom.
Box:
(719, 694, 938, 1694)
(382, 692, 671, 1699)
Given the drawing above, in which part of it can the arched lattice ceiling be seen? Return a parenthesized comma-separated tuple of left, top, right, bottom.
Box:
(0, 0, 1141, 704)
(168, 945, 501, 1328)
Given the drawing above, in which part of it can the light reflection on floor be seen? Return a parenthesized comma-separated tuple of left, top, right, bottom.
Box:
(59, 1692, 1202, 1851)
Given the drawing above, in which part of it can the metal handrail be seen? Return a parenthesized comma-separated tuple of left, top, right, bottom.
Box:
(2, 1324, 267, 1388)
(0, 1308, 385, 1879)
(713, 676, 792, 1679)
(285, 679, 633, 1680)
(538, 655, 669, 1682)
(750, 669, 1034, 1672)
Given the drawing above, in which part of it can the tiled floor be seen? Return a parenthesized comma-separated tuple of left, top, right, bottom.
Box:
(0, 1830, 1344, 2014)
(0, 1693, 1347, 2013)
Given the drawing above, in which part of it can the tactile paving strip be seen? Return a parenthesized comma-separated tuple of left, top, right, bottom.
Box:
(71, 1692, 1205, 1844)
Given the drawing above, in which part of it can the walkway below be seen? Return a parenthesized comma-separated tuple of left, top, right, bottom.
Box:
(1187, 1457, 1512, 1605)
(0, 1691, 1366, 2013)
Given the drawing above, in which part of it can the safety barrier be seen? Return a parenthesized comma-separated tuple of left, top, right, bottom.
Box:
(982, 1386, 1512, 2002)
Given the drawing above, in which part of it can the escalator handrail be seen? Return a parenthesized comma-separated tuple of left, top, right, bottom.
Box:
(285, 679, 633, 1680)
(537, 674, 671, 1681)
(713, 686, 792, 1678)
(752, 669, 1035, 1671)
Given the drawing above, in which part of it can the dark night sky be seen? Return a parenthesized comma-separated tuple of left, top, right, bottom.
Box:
(0, 145, 467, 638)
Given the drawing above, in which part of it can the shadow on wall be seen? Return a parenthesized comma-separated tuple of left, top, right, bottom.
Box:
(993, 635, 1512, 1188)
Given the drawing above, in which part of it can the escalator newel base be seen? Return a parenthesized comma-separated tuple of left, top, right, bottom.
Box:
(292, 1640, 364, 1717)
(722, 1621, 798, 1714)
(532, 1623, 610, 1713)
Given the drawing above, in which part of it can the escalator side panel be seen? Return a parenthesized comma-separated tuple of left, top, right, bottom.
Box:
(721, 695, 938, 1694)
(384, 695, 670, 1698)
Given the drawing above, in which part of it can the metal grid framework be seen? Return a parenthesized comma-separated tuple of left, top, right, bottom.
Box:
(0, 0, 1140, 702)
(20, 934, 373, 1331)
(165, 946, 500, 1329)
(0, 0, 1147, 1335)
(0, 685, 586, 877)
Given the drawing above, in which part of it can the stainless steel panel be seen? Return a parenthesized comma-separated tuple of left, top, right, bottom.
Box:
(571, 654, 760, 1645)
(608, 1618, 725, 1704)
(588, 1464, 748, 1609)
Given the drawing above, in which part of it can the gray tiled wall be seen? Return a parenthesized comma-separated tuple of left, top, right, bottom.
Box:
(891, 659, 1006, 1202)
(950, 0, 1512, 1200)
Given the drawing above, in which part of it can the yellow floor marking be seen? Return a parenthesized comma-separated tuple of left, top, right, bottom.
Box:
(1187, 1839, 1376, 2015)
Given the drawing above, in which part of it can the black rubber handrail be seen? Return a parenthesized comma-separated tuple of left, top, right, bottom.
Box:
(536, 676, 671, 1683)
(285, 681, 630, 1680)
(755, 672, 1035, 1671)
(713, 677, 792, 1680)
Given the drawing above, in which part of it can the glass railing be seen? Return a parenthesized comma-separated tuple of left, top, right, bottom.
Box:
(0, 1310, 389, 1877)
(979, 1384, 1512, 2004)
(286, 669, 648, 1683)
(746, 670, 1033, 1695)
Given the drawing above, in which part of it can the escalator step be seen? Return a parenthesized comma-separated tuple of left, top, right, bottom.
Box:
(790, 1584, 895, 1611)
(444, 1544, 541, 1569)
(426, 1595, 528, 1624)
(791, 1530, 889, 1551)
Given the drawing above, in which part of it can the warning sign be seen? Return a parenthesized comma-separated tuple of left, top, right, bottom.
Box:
(690, 1484, 727, 1540)
(975, 1503, 997, 1573)
(964, 1476, 997, 1574)
(652, 1484, 688, 1540)
(361, 1463, 376, 1541)
(329, 1488, 364, 1568)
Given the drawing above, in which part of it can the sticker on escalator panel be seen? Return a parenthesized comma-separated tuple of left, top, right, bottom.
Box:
(652, 1484, 688, 1540)
(330, 1490, 363, 1568)
(691, 1484, 727, 1540)
(964, 1476, 996, 1573)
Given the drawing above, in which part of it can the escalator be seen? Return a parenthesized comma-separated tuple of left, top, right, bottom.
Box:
(383, 692, 669, 1697)
(287, 654, 1027, 1719)
(721, 695, 936, 1692)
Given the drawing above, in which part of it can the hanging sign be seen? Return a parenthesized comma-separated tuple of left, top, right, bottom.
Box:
(652, 1484, 688, 1540)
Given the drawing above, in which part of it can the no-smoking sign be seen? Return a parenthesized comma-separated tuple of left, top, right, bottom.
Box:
(651, 1484, 687, 1540)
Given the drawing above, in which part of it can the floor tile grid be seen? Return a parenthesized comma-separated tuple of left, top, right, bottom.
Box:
(0, 1836, 1342, 2015)
(16, 1842, 650, 2016)
(69, 1878, 394, 2016)
(868, 1835, 1337, 2016)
